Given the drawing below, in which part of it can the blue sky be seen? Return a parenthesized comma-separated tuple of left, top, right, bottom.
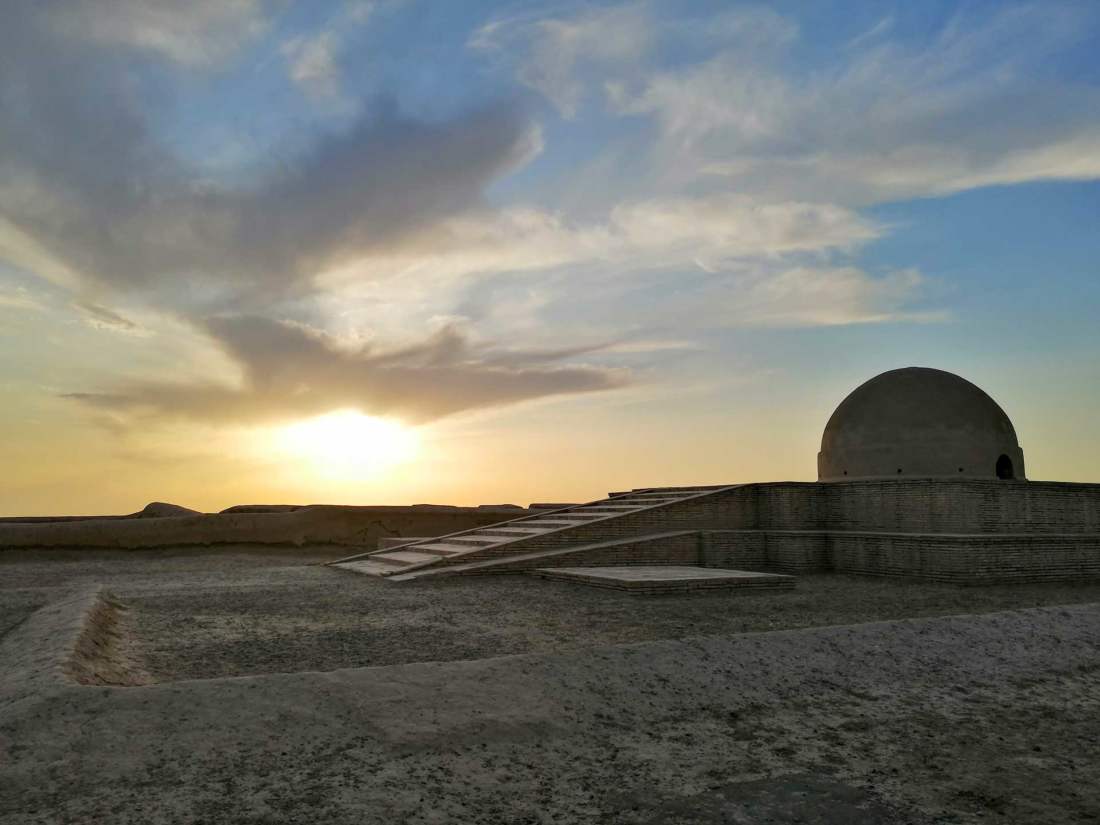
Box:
(1, 0, 1098, 513)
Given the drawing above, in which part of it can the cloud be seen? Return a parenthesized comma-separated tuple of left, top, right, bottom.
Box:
(73, 302, 149, 335)
(325, 194, 882, 286)
(281, 2, 374, 102)
(66, 316, 630, 424)
(611, 4, 1100, 202)
(283, 32, 344, 100)
(485, 3, 1100, 203)
(0, 0, 539, 307)
(0, 285, 45, 312)
(723, 267, 944, 327)
(0, 100, 538, 308)
(472, 3, 797, 118)
(43, 0, 268, 66)
(472, 4, 653, 117)
(4, 0, 954, 440)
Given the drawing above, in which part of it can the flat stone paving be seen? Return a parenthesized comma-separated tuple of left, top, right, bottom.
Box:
(533, 565, 795, 593)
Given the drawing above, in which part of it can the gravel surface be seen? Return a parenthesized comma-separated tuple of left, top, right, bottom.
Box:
(4, 546, 1100, 680)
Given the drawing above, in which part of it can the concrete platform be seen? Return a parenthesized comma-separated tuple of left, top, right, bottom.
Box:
(531, 565, 795, 594)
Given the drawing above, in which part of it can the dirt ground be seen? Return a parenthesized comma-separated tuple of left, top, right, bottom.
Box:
(4, 546, 1100, 680)
(2, 547, 1099, 824)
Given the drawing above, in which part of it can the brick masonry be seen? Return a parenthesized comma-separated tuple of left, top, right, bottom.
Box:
(700, 529, 1100, 584)
(423, 479, 1100, 584)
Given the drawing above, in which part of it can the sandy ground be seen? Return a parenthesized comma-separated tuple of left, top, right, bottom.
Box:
(5, 547, 1100, 680)
(2, 547, 1100, 823)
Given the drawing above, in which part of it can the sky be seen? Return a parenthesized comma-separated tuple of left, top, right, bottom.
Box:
(1, 0, 1099, 514)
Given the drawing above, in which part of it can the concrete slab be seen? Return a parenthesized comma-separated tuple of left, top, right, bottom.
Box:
(532, 565, 795, 594)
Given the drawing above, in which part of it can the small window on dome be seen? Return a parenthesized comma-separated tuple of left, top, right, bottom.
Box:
(996, 454, 1015, 480)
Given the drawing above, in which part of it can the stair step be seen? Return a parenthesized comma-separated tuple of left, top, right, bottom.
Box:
(577, 506, 640, 513)
(480, 526, 558, 536)
(371, 550, 447, 566)
(642, 488, 713, 495)
(522, 519, 592, 527)
(407, 542, 477, 555)
(440, 536, 506, 547)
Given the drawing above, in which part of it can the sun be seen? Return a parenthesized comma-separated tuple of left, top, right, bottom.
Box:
(272, 410, 419, 480)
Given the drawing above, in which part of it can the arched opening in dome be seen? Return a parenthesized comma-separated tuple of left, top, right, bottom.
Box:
(996, 454, 1015, 480)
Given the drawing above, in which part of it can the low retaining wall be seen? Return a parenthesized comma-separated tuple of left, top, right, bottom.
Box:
(701, 531, 828, 573)
(831, 532, 1100, 584)
(701, 530, 1100, 584)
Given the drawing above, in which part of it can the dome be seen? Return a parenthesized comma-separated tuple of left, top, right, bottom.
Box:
(818, 367, 1025, 482)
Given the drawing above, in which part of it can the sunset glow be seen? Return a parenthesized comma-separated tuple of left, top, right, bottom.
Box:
(0, 1, 1098, 515)
(272, 411, 419, 481)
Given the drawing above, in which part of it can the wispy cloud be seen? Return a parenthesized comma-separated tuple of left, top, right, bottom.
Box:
(485, 3, 1100, 203)
(610, 4, 1100, 201)
(472, 3, 797, 118)
(472, 4, 653, 117)
(328, 195, 883, 285)
(44, 0, 269, 66)
(67, 316, 629, 424)
(722, 266, 945, 327)
(73, 302, 149, 336)
(282, 2, 374, 102)
(0, 285, 45, 311)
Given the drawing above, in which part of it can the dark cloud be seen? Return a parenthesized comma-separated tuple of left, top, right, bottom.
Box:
(5, 1, 628, 425)
(0, 0, 536, 307)
(67, 316, 629, 424)
(74, 302, 144, 334)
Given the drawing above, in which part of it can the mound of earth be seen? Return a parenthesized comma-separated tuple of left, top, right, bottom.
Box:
(132, 502, 201, 518)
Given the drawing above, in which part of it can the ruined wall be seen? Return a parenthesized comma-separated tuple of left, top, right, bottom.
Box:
(0, 505, 530, 551)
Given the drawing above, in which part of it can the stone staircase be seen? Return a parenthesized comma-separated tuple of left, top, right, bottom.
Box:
(328, 486, 731, 581)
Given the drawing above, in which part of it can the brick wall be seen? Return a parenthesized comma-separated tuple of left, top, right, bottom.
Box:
(701, 531, 828, 573)
(818, 479, 1100, 533)
(701, 529, 1100, 584)
(830, 532, 1100, 583)
(430, 480, 1100, 570)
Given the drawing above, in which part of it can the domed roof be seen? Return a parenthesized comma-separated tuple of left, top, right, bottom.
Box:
(818, 367, 1025, 481)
